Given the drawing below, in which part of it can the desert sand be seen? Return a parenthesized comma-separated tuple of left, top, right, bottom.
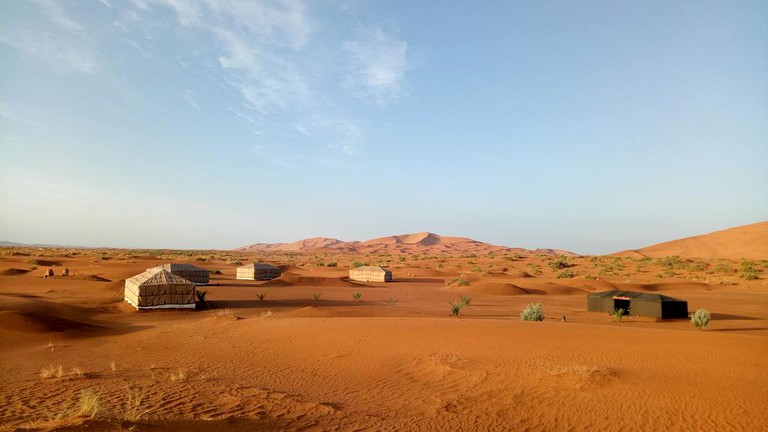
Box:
(1, 225, 767, 431)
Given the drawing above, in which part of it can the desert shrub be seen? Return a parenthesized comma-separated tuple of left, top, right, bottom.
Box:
(312, 291, 322, 301)
(584, 274, 597, 280)
(740, 260, 759, 280)
(353, 292, 362, 302)
(689, 262, 709, 272)
(713, 263, 735, 274)
(449, 300, 465, 317)
(556, 269, 575, 279)
(473, 266, 484, 273)
(690, 309, 711, 330)
(460, 296, 472, 306)
(351, 261, 368, 268)
(520, 303, 544, 321)
(257, 293, 266, 301)
(451, 278, 469, 286)
(315, 261, 325, 267)
(387, 297, 398, 306)
(327, 261, 337, 267)
(40, 365, 64, 379)
(209, 269, 222, 275)
(548, 256, 571, 270)
(122, 386, 150, 421)
(655, 256, 687, 269)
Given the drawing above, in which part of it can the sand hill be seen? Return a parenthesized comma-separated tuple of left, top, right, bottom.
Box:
(237, 232, 573, 255)
(614, 221, 768, 260)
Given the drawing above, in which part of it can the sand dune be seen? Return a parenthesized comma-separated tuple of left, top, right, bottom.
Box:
(237, 232, 574, 256)
(615, 221, 768, 260)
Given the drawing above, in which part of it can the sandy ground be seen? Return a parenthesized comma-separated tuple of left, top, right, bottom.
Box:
(0, 248, 766, 431)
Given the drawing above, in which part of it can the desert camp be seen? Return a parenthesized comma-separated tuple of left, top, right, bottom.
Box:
(151, 263, 210, 285)
(236, 262, 282, 280)
(349, 265, 393, 282)
(587, 290, 689, 319)
(124, 268, 197, 310)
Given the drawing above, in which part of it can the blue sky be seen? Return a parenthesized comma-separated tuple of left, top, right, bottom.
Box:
(1, 0, 766, 253)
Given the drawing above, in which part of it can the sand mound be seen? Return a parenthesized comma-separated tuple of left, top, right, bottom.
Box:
(0, 310, 102, 333)
(263, 275, 358, 288)
(0, 268, 32, 276)
(70, 275, 112, 282)
(287, 306, 333, 317)
(504, 269, 532, 278)
(26, 259, 62, 266)
(456, 282, 532, 296)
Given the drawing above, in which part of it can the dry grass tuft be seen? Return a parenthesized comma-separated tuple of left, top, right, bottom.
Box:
(122, 386, 151, 421)
(70, 366, 84, 378)
(169, 369, 186, 383)
(110, 360, 117, 372)
(40, 364, 64, 379)
(77, 388, 101, 418)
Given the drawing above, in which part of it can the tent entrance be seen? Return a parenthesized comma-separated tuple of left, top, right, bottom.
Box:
(613, 298, 630, 315)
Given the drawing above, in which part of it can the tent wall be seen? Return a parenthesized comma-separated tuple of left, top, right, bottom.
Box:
(159, 264, 209, 285)
(349, 267, 392, 282)
(236, 264, 281, 281)
(661, 301, 688, 319)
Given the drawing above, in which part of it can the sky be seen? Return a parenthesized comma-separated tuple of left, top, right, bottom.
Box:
(0, 0, 766, 254)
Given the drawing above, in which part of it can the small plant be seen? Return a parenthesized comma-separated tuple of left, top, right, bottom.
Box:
(351, 261, 368, 268)
(584, 274, 597, 280)
(122, 386, 150, 421)
(170, 369, 186, 382)
(460, 296, 472, 306)
(520, 303, 544, 321)
(40, 364, 64, 379)
(449, 300, 465, 317)
(257, 293, 266, 301)
(548, 256, 571, 270)
(556, 269, 575, 279)
(78, 388, 101, 418)
(450, 278, 469, 286)
(209, 269, 222, 275)
(613, 308, 626, 323)
(315, 261, 325, 267)
(352, 292, 362, 302)
(196, 290, 207, 302)
(71, 366, 84, 378)
(690, 308, 711, 330)
(327, 261, 337, 267)
(386, 297, 398, 306)
(312, 291, 322, 301)
(110, 360, 117, 372)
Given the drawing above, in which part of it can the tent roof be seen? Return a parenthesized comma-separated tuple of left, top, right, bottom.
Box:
(587, 290, 684, 303)
(351, 266, 390, 272)
(238, 262, 280, 270)
(155, 263, 207, 272)
(128, 268, 195, 286)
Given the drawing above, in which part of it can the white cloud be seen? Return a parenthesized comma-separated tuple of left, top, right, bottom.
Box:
(31, 0, 84, 33)
(343, 24, 408, 105)
(0, 30, 96, 74)
(293, 114, 362, 156)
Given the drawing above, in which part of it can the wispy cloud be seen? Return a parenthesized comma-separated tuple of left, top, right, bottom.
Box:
(293, 114, 363, 156)
(31, 0, 84, 33)
(181, 90, 200, 109)
(343, 24, 408, 105)
(0, 30, 96, 74)
(0, 102, 44, 128)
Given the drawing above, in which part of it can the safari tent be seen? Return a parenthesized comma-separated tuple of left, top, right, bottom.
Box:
(587, 290, 688, 319)
(236, 263, 282, 281)
(124, 268, 197, 310)
(349, 266, 393, 283)
(150, 263, 209, 285)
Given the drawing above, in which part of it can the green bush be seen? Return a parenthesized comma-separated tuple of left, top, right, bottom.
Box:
(548, 256, 571, 270)
(449, 300, 465, 317)
(690, 309, 711, 330)
(326, 261, 337, 267)
(353, 292, 362, 302)
(520, 303, 544, 321)
(451, 278, 470, 286)
(556, 269, 575, 279)
(613, 308, 626, 323)
(460, 296, 472, 306)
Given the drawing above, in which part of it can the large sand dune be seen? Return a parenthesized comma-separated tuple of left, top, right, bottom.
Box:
(237, 232, 574, 256)
(1, 230, 767, 431)
(615, 221, 768, 260)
